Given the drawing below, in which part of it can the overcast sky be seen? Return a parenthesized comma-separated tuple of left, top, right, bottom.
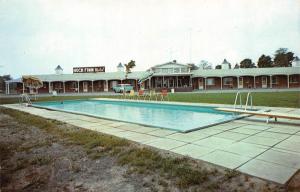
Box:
(0, 0, 299, 77)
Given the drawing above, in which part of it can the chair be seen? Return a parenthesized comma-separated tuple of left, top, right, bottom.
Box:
(160, 89, 169, 101)
(137, 89, 145, 100)
(128, 90, 135, 100)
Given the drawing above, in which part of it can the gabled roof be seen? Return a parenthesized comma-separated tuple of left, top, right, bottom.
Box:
(55, 65, 63, 70)
(117, 63, 123, 67)
(151, 61, 189, 69)
(293, 56, 300, 61)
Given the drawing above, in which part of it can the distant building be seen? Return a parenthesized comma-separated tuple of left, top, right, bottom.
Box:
(221, 59, 231, 69)
(4, 61, 300, 94)
(117, 63, 124, 72)
(55, 65, 63, 75)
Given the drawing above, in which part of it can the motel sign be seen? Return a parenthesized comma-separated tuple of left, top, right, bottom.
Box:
(73, 66, 105, 73)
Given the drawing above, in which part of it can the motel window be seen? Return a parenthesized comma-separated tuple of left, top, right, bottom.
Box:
(223, 77, 233, 85)
(271, 76, 278, 84)
(206, 78, 215, 85)
(154, 68, 161, 73)
(174, 68, 180, 73)
(181, 68, 188, 73)
(289, 76, 298, 83)
(162, 68, 168, 73)
(71, 82, 77, 88)
(168, 68, 173, 73)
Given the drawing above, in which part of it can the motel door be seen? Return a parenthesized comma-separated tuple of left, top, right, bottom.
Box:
(198, 78, 203, 90)
(83, 82, 88, 92)
(262, 76, 268, 88)
(238, 77, 243, 89)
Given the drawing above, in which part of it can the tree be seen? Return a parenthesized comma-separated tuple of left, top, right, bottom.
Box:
(198, 60, 212, 70)
(234, 63, 239, 69)
(124, 60, 136, 79)
(187, 63, 199, 70)
(257, 54, 272, 68)
(215, 65, 221, 69)
(273, 48, 294, 67)
(240, 58, 255, 68)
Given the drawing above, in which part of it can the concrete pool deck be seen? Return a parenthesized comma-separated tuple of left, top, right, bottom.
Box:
(2, 100, 300, 185)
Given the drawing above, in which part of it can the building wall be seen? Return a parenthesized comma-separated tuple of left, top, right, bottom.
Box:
(206, 77, 221, 89)
(289, 74, 300, 88)
(222, 76, 237, 89)
(242, 76, 254, 89)
(272, 75, 287, 88)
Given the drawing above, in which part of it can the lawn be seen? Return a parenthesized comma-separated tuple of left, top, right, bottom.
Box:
(1, 91, 299, 108)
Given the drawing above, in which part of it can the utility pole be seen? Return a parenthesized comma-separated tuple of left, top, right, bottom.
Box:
(188, 28, 192, 63)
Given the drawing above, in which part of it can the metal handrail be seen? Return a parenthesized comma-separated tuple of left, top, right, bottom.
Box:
(234, 92, 242, 109)
(245, 92, 253, 111)
(19, 94, 32, 106)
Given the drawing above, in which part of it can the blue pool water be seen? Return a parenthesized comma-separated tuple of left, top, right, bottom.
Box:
(33, 100, 237, 132)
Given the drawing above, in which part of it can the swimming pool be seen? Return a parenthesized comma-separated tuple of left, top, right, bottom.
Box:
(33, 99, 238, 132)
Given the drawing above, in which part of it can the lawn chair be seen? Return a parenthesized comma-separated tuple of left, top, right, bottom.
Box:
(137, 89, 146, 100)
(128, 90, 135, 100)
(160, 89, 169, 101)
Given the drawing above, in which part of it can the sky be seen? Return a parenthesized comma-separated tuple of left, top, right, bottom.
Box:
(0, 0, 299, 78)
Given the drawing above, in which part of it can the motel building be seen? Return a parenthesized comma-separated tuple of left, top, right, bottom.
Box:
(5, 58, 300, 95)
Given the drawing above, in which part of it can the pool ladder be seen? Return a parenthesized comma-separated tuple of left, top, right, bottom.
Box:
(19, 93, 32, 106)
(234, 92, 253, 111)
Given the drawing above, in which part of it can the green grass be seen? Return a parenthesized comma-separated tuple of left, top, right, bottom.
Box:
(168, 92, 300, 108)
(1, 91, 299, 108)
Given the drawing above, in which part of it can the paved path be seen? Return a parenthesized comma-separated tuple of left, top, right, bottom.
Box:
(2, 101, 300, 184)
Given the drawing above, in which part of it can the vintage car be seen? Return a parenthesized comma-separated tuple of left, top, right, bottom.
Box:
(112, 84, 133, 93)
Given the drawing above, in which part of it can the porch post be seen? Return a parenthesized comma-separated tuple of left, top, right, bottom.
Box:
(287, 75, 289, 88)
(48, 82, 51, 93)
(105, 80, 108, 92)
(189, 75, 192, 87)
(220, 77, 223, 90)
(136, 79, 138, 91)
(77, 81, 80, 93)
(91, 80, 94, 92)
(162, 76, 164, 88)
(22, 83, 25, 94)
(204, 77, 207, 90)
(237, 76, 239, 89)
(176, 76, 178, 88)
(63, 81, 65, 93)
(6, 82, 10, 94)
(270, 75, 272, 89)
(149, 77, 151, 89)
(253, 76, 256, 89)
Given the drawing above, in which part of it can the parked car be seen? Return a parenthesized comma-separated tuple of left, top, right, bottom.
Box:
(112, 84, 133, 93)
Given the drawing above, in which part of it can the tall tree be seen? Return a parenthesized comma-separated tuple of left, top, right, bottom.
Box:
(273, 48, 294, 67)
(240, 58, 255, 68)
(234, 63, 239, 69)
(257, 54, 272, 68)
(187, 63, 199, 70)
(124, 60, 136, 79)
(198, 60, 212, 70)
